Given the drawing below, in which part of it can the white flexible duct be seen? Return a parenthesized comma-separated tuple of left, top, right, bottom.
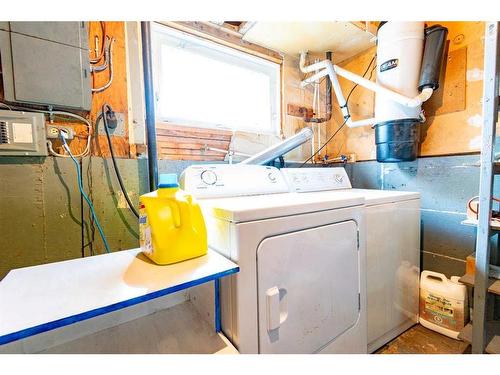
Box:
(240, 127, 313, 165)
(299, 52, 433, 127)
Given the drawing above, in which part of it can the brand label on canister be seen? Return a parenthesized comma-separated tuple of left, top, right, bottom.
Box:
(419, 290, 465, 331)
(380, 58, 399, 72)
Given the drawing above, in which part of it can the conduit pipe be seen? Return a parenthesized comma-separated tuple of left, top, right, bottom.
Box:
(299, 52, 434, 128)
(141, 22, 159, 191)
(303, 52, 333, 123)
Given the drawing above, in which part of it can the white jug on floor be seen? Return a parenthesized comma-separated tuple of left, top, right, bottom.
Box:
(419, 270, 469, 339)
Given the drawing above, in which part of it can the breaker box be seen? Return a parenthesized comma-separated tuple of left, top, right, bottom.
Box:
(0, 22, 91, 111)
(0, 110, 47, 156)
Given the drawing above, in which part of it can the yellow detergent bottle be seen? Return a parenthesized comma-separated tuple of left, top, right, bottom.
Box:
(139, 173, 207, 265)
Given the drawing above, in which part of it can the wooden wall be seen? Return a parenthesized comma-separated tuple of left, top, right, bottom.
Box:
(31, 21, 490, 164)
(52, 21, 131, 158)
(282, 52, 331, 163)
(48, 21, 319, 164)
(326, 21, 487, 161)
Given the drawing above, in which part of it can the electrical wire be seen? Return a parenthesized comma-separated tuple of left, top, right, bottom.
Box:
(300, 117, 349, 167)
(100, 103, 140, 218)
(0, 101, 93, 158)
(92, 37, 115, 93)
(468, 196, 500, 223)
(83, 139, 96, 256)
(334, 63, 378, 158)
(345, 54, 377, 104)
(90, 36, 111, 73)
(90, 21, 107, 64)
(61, 133, 111, 254)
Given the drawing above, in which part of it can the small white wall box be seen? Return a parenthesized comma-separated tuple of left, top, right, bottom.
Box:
(0, 110, 47, 156)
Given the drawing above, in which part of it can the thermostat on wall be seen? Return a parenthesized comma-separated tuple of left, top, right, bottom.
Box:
(0, 110, 47, 156)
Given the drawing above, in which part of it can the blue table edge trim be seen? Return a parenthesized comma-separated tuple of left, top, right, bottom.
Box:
(214, 279, 221, 333)
(0, 266, 239, 346)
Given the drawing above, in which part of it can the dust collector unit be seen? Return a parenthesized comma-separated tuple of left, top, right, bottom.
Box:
(374, 22, 448, 162)
(299, 22, 448, 163)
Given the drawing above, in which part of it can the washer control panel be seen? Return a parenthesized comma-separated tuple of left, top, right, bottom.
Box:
(180, 164, 290, 198)
(281, 167, 351, 192)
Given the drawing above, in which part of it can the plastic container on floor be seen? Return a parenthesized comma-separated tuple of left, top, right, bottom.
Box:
(139, 174, 207, 265)
(419, 270, 469, 339)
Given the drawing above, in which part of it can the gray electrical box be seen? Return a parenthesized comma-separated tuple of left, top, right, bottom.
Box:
(0, 22, 91, 111)
(0, 110, 47, 156)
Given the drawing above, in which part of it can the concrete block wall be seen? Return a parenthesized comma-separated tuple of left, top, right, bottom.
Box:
(0, 157, 226, 279)
(345, 154, 482, 277)
(0, 154, 486, 280)
(0, 157, 148, 279)
(0, 157, 83, 278)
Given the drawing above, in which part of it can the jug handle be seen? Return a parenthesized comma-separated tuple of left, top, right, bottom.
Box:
(167, 201, 181, 228)
(422, 270, 447, 283)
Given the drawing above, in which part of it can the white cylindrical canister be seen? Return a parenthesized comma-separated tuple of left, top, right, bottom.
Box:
(375, 22, 425, 123)
(419, 270, 469, 339)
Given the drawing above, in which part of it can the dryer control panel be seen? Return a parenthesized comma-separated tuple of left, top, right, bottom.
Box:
(281, 167, 352, 192)
(180, 164, 289, 198)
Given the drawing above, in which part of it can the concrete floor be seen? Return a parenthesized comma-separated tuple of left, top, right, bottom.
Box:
(376, 324, 470, 354)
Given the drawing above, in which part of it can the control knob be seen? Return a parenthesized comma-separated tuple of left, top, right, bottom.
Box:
(201, 170, 218, 185)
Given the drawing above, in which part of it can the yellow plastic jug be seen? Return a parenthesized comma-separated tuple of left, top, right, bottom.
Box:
(139, 173, 207, 265)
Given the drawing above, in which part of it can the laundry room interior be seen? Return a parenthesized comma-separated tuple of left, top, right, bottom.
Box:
(1, 7, 500, 362)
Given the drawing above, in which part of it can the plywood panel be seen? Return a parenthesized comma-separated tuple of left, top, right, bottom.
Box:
(242, 22, 375, 64)
(159, 21, 282, 64)
(419, 22, 484, 157)
(327, 21, 485, 161)
(90, 21, 130, 158)
(282, 53, 331, 163)
(327, 46, 376, 161)
(423, 46, 467, 117)
(50, 21, 131, 158)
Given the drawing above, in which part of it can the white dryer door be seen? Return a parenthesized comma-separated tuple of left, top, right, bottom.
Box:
(257, 220, 360, 353)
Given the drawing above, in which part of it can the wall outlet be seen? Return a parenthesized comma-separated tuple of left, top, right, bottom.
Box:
(97, 111, 126, 137)
(46, 125, 75, 140)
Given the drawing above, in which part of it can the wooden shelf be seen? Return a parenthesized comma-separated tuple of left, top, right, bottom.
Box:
(461, 218, 500, 231)
(458, 322, 473, 342)
(486, 335, 500, 354)
(459, 273, 500, 296)
(493, 162, 500, 174)
(458, 321, 500, 354)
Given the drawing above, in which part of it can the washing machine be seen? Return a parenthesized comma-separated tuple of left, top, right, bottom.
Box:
(281, 167, 420, 353)
(180, 164, 367, 354)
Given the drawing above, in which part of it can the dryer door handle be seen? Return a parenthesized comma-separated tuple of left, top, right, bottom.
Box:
(266, 286, 288, 331)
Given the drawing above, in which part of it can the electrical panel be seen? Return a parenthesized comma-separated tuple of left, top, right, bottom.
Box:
(0, 22, 91, 111)
(0, 110, 47, 156)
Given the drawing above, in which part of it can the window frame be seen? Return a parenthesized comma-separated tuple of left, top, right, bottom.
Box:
(151, 23, 282, 136)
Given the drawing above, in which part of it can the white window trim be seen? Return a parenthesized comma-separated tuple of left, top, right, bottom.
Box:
(151, 23, 281, 135)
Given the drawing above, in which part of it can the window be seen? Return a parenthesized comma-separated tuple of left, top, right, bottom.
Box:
(152, 23, 281, 135)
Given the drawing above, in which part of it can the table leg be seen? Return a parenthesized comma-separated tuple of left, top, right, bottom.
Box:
(214, 278, 221, 332)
